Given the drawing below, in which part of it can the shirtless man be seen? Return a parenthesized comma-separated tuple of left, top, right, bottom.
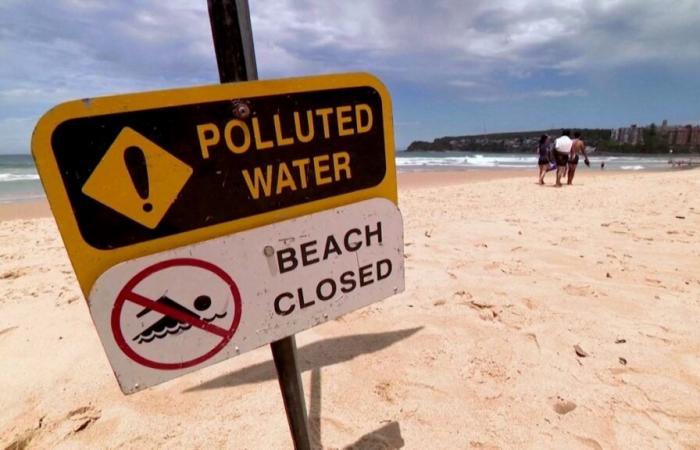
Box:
(553, 130, 572, 187)
(567, 131, 589, 185)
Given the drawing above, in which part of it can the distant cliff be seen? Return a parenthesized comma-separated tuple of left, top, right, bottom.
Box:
(406, 129, 611, 152)
(407, 127, 700, 154)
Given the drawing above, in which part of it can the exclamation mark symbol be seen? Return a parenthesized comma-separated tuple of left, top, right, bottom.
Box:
(124, 146, 153, 212)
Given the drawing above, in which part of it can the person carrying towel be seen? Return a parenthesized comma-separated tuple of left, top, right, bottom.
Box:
(553, 130, 572, 187)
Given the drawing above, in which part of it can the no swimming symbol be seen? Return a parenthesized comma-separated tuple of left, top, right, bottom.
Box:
(111, 258, 242, 370)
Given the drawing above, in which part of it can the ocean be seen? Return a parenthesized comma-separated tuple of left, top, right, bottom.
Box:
(396, 151, 675, 172)
(0, 152, 678, 203)
(0, 154, 44, 203)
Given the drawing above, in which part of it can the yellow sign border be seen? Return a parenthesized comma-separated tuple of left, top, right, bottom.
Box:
(32, 72, 397, 296)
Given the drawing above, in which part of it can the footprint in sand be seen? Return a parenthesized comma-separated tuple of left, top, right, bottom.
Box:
(552, 397, 577, 415)
(563, 284, 595, 297)
(0, 268, 28, 280)
(484, 261, 532, 276)
(0, 326, 18, 338)
(483, 262, 501, 271)
(4, 405, 101, 449)
(373, 381, 397, 403)
(524, 333, 541, 352)
(5, 429, 38, 450)
(575, 435, 603, 450)
(65, 405, 102, 433)
(521, 297, 538, 310)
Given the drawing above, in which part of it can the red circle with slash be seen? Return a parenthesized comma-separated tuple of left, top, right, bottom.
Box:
(111, 258, 242, 370)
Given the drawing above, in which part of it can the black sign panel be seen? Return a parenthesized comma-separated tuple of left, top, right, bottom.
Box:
(50, 86, 386, 250)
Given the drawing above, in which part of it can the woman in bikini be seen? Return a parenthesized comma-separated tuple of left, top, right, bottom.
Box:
(536, 134, 553, 185)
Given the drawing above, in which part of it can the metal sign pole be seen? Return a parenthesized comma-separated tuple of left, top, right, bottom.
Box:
(270, 336, 312, 449)
(207, 0, 257, 82)
(206, 1, 311, 449)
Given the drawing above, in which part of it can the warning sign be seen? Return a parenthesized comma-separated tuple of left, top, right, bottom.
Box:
(82, 127, 193, 229)
(88, 198, 404, 394)
(111, 258, 241, 369)
(31, 73, 396, 294)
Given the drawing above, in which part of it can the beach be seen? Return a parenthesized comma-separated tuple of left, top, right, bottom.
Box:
(2, 168, 699, 449)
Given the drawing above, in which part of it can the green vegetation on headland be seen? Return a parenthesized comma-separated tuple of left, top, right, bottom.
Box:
(406, 127, 699, 154)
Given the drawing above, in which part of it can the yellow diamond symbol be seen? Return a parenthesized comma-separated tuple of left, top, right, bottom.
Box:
(82, 127, 193, 229)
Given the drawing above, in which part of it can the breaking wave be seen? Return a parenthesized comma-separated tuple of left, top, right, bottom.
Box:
(0, 173, 40, 182)
(134, 311, 228, 344)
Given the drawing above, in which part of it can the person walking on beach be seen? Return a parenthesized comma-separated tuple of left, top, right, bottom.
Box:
(553, 130, 572, 187)
(536, 134, 553, 184)
(567, 131, 589, 185)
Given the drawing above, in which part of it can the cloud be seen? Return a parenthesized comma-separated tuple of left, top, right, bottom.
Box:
(534, 89, 588, 98)
(250, 0, 700, 79)
(246, 0, 698, 112)
(449, 80, 481, 88)
(2, 0, 698, 98)
(0, 0, 699, 152)
(463, 87, 588, 103)
(0, 0, 217, 88)
(0, 0, 218, 152)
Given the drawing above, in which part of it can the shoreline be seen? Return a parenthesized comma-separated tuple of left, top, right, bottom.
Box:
(0, 167, 679, 221)
(0, 198, 52, 221)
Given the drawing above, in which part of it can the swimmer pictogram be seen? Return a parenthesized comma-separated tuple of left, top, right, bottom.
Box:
(111, 258, 242, 370)
(132, 294, 227, 344)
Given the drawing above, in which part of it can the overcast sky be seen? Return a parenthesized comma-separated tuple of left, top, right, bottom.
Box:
(1, 0, 699, 154)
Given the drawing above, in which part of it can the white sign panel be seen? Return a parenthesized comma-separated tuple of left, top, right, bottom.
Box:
(88, 198, 404, 394)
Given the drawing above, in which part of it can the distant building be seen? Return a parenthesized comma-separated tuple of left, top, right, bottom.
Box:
(613, 120, 700, 148)
(666, 128, 676, 145)
(659, 121, 700, 147)
(692, 127, 700, 146)
(611, 124, 644, 145)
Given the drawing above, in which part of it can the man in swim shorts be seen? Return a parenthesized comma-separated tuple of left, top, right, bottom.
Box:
(567, 131, 589, 185)
(553, 130, 572, 187)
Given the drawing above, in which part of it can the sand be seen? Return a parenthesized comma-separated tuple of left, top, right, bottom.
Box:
(1, 169, 699, 449)
(0, 200, 51, 221)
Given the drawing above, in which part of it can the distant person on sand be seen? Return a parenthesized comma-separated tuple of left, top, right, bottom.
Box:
(536, 134, 554, 184)
(567, 131, 589, 185)
(553, 130, 572, 187)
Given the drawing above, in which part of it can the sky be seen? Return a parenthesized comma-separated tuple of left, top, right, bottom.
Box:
(1, 0, 699, 154)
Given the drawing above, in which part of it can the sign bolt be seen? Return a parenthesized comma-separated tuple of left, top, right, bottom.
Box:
(232, 101, 250, 119)
(263, 245, 275, 257)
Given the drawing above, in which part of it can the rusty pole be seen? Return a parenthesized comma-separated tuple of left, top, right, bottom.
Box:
(206, 2, 311, 449)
